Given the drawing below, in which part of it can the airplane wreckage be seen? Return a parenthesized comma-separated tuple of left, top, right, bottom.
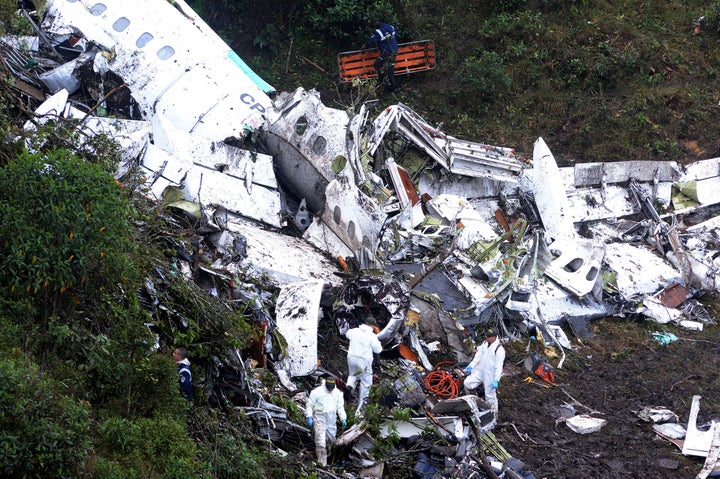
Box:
(4, 0, 720, 477)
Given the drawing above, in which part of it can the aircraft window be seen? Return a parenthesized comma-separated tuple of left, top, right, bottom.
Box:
(295, 116, 308, 136)
(347, 220, 356, 240)
(112, 17, 130, 32)
(333, 206, 341, 225)
(136, 32, 154, 48)
(563, 258, 583, 273)
(89, 3, 106, 15)
(312, 136, 327, 155)
(157, 46, 175, 60)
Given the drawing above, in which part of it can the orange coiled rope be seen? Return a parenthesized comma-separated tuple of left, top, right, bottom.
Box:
(424, 362, 460, 400)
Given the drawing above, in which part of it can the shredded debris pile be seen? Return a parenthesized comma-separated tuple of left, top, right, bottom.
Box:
(4, 1, 720, 477)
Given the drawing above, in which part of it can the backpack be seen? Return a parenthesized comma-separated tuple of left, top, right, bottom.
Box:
(524, 352, 555, 383)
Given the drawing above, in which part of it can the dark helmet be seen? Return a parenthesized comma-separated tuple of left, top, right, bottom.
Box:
(364, 316, 378, 328)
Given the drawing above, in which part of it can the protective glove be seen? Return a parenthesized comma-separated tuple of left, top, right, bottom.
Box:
(307, 417, 313, 427)
(491, 380, 499, 389)
(341, 419, 347, 430)
(464, 366, 472, 375)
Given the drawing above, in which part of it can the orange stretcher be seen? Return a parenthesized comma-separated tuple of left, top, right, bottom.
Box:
(338, 40, 436, 82)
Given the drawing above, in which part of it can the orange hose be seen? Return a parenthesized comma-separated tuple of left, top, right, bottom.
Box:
(424, 369, 459, 400)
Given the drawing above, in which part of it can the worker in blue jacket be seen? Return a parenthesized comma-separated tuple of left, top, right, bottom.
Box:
(365, 20, 399, 92)
(172, 346, 193, 400)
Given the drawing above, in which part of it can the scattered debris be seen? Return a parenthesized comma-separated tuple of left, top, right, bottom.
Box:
(565, 414, 608, 435)
(4, 1, 720, 477)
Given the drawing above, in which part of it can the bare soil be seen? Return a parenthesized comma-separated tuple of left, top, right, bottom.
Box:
(494, 317, 720, 479)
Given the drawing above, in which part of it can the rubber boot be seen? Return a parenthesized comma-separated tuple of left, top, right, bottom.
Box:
(317, 446, 327, 466)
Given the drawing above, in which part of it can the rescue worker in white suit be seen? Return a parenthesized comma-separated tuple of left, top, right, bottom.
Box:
(306, 377, 347, 466)
(463, 327, 506, 414)
(345, 318, 383, 415)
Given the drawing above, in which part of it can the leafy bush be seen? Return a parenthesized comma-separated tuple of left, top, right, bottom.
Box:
(453, 51, 512, 103)
(0, 149, 136, 324)
(187, 408, 303, 479)
(301, 0, 396, 41)
(0, 357, 92, 479)
(95, 415, 210, 478)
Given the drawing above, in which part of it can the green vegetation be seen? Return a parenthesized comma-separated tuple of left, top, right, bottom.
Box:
(190, 0, 720, 164)
(1, 0, 720, 477)
(0, 45, 280, 476)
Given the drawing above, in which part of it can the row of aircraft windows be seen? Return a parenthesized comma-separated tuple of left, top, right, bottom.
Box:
(67, 0, 176, 60)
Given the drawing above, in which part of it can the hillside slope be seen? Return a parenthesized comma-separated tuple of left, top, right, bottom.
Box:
(190, 0, 720, 165)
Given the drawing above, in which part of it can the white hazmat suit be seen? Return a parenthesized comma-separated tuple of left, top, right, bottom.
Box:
(464, 334, 506, 413)
(305, 380, 347, 466)
(345, 323, 382, 413)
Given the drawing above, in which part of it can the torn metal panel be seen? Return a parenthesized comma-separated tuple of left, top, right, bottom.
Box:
(245, 400, 307, 445)
(673, 177, 720, 208)
(603, 243, 682, 297)
(264, 87, 352, 214)
(564, 178, 673, 224)
(180, 165, 282, 228)
(523, 277, 610, 325)
(528, 137, 576, 240)
(1, 35, 39, 51)
(455, 274, 497, 316)
(314, 174, 387, 254)
(419, 171, 520, 205)
(558, 162, 677, 224)
(386, 157, 420, 208)
(544, 236, 605, 298)
(370, 104, 523, 182)
(683, 395, 718, 457)
(681, 156, 720, 181)
(140, 120, 283, 227)
(686, 211, 720, 233)
(446, 137, 522, 181)
(431, 395, 496, 434)
(275, 280, 325, 377)
(23, 87, 68, 132)
(698, 427, 720, 479)
(656, 282, 692, 309)
(24, 92, 152, 179)
(302, 217, 354, 259)
(142, 141, 193, 184)
(667, 229, 720, 293)
(572, 161, 680, 187)
(380, 417, 465, 439)
(43, 0, 272, 132)
(152, 113, 278, 190)
(393, 201, 427, 233)
(347, 102, 369, 185)
(209, 210, 342, 288)
(38, 58, 80, 94)
(636, 406, 679, 424)
(639, 296, 683, 324)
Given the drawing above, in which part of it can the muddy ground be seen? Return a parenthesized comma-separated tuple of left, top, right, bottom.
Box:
(495, 316, 720, 479)
(315, 303, 720, 478)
